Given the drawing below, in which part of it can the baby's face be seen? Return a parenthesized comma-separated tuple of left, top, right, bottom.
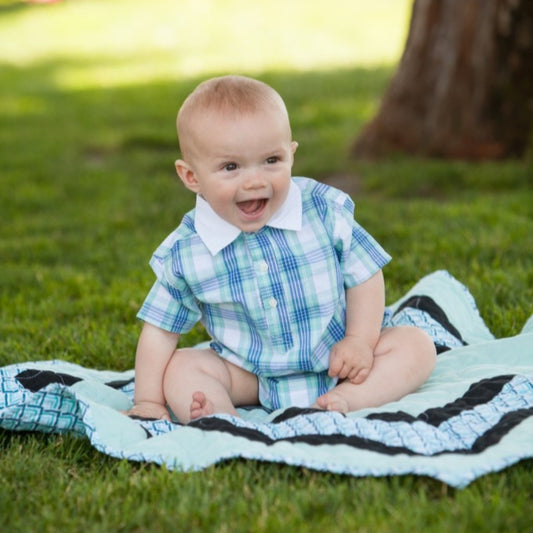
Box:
(178, 107, 298, 233)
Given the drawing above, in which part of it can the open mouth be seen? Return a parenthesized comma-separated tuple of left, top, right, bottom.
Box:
(236, 198, 268, 217)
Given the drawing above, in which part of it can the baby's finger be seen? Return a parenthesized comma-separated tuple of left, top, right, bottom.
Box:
(347, 367, 360, 382)
(328, 351, 344, 377)
(336, 363, 351, 380)
(350, 367, 371, 384)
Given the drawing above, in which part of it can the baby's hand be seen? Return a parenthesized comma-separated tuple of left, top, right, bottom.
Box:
(123, 401, 171, 421)
(328, 335, 374, 384)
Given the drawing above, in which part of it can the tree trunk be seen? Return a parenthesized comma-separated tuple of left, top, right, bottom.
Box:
(352, 0, 533, 160)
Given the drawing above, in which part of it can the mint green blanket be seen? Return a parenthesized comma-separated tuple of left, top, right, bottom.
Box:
(1, 271, 532, 488)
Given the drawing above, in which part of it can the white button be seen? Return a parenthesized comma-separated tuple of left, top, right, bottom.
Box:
(268, 298, 277, 308)
(258, 261, 269, 273)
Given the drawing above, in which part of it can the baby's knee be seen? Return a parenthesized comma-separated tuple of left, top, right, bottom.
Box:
(163, 348, 195, 384)
(164, 347, 229, 385)
(167, 347, 188, 365)
(392, 326, 437, 365)
(406, 326, 437, 368)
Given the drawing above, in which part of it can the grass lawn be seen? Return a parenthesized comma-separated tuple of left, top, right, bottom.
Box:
(1, 0, 532, 531)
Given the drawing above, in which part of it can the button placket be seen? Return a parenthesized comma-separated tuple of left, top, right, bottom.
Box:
(244, 232, 293, 351)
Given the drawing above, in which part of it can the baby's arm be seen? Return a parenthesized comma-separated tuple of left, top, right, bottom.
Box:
(328, 270, 385, 384)
(125, 322, 179, 420)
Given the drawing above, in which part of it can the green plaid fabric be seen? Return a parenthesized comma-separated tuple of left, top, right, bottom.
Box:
(137, 178, 391, 409)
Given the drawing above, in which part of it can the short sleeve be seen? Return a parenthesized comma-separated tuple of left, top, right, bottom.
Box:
(136, 240, 202, 334)
(332, 193, 391, 287)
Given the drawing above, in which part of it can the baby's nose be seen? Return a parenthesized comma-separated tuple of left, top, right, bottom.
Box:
(243, 169, 267, 189)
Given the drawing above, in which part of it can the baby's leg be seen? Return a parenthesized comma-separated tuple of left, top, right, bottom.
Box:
(163, 347, 258, 423)
(316, 326, 436, 413)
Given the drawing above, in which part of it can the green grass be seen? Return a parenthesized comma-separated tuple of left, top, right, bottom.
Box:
(1, 1, 532, 531)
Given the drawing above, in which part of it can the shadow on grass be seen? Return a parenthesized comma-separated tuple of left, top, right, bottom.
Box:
(2, 55, 530, 205)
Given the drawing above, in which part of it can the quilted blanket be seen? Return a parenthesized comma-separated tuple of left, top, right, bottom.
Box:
(1, 271, 532, 488)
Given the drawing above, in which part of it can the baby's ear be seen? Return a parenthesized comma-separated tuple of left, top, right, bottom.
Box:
(289, 141, 298, 166)
(175, 159, 200, 193)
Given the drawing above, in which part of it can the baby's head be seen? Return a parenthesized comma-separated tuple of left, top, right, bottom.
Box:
(176, 75, 292, 162)
(174, 76, 298, 233)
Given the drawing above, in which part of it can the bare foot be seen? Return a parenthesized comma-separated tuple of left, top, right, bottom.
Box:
(189, 391, 215, 420)
(314, 390, 350, 413)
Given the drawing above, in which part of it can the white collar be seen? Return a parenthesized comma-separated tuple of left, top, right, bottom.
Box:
(194, 180, 302, 255)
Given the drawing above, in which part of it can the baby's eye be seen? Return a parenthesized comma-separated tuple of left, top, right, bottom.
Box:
(266, 156, 279, 164)
(223, 162, 237, 171)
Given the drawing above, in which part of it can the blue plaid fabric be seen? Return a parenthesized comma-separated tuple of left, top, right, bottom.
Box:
(137, 177, 391, 410)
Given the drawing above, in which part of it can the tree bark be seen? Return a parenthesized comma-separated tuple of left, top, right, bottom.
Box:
(352, 0, 533, 160)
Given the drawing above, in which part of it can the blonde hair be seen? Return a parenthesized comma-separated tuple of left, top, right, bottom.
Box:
(177, 75, 290, 160)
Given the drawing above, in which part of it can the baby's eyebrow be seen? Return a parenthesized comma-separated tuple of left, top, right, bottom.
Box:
(213, 153, 239, 161)
(263, 146, 285, 156)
